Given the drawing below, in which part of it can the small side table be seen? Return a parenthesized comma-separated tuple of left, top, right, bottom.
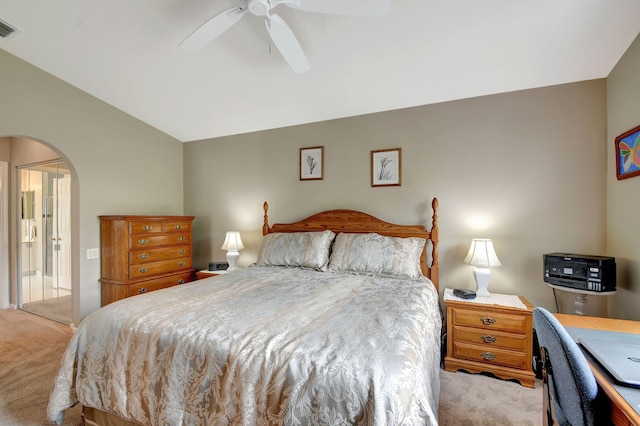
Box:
(547, 283, 616, 315)
(195, 270, 227, 280)
(444, 289, 536, 388)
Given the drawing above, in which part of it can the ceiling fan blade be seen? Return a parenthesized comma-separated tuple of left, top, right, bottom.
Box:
(276, 0, 391, 16)
(179, 7, 247, 51)
(265, 14, 310, 74)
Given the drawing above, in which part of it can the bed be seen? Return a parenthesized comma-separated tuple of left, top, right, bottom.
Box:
(48, 198, 442, 425)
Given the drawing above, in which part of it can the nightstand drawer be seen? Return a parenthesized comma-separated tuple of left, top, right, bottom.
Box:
(451, 308, 528, 334)
(452, 325, 527, 351)
(452, 342, 528, 370)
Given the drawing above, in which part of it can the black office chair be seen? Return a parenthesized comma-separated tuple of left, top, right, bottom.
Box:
(532, 307, 599, 426)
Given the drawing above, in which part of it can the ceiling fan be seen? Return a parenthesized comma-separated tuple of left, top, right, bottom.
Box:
(179, 0, 392, 74)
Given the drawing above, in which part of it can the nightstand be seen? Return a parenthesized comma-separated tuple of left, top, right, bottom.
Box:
(195, 270, 227, 280)
(444, 289, 536, 388)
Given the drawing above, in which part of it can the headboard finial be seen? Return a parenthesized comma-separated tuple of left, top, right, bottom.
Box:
(263, 201, 269, 236)
(430, 197, 439, 285)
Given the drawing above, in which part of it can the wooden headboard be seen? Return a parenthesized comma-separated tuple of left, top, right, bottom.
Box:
(262, 198, 440, 290)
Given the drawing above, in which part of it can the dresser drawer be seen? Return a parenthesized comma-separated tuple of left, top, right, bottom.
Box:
(129, 233, 191, 249)
(164, 220, 192, 233)
(129, 257, 192, 280)
(128, 220, 164, 235)
(127, 272, 193, 297)
(130, 245, 192, 265)
(452, 325, 527, 351)
(451, 308, 528, 334)
(452, 341, 528, 370)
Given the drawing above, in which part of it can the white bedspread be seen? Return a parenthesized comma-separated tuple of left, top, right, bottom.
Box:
(48, 266, 441, 425)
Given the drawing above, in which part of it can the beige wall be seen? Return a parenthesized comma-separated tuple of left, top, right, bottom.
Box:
(3, 40, 637, 321)
(607, 33, 640, 320)
(0, 50, 184, 323)
(185, 80, 608, 315)
(0, 138, 10, 160)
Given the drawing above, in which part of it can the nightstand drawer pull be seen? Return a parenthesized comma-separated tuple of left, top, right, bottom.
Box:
(138, 287, 147, 294)
(143, 225, 153, 231)
(178, 279, 184, 284)
(139, 267, 148, 273)
(178, 261, 185, 267)
(481, 351, 497, 361)
(481, 335, 497, 344)
(138, 239, 148, 245)
(480, 317, 496, 325)
(139, 253, 148, 260)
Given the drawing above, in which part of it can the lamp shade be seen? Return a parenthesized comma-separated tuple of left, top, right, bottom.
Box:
(221, 231, 244, 251)
(464, 238, 502, 268)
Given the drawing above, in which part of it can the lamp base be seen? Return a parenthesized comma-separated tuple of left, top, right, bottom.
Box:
(473, 267, 492, 297)
(226, 250, 240, 272)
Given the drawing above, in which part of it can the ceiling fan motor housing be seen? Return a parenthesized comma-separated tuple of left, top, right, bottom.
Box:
(248, 0, 270, 16)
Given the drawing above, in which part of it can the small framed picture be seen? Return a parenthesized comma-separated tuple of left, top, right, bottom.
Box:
(371, 148, 401, 187)
(615, 125, 640, 180)
(300, 146, 324, 180)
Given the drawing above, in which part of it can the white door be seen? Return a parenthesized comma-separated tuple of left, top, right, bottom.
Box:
(52, 175, 71, 290)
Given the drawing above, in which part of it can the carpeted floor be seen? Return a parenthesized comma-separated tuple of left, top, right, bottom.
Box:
(0, 309, 82, 426)
(0, 308, 542, 425)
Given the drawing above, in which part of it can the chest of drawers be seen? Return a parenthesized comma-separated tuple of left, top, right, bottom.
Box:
(444, 293, 536, 388)
(99, 215, 195, 306)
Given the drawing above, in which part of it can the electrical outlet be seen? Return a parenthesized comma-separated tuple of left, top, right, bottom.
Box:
(87, 248, 99, 259)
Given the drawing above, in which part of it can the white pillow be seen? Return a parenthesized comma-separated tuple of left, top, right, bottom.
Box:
(328, 232, 425, 279)
(256, 230, 335, 271)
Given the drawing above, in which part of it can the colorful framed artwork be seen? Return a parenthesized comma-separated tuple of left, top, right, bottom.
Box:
(371, 148, 401, 187)
(300, 146, 324, 180)
(615, 125, 640, 180)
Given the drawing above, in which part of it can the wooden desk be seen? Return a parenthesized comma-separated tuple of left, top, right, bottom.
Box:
(554, 314, 640, 426)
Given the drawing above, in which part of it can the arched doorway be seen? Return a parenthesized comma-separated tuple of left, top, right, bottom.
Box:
(0, 136, 77, 325)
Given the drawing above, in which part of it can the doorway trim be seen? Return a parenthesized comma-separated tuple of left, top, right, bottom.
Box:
(0, 161, 8, 309)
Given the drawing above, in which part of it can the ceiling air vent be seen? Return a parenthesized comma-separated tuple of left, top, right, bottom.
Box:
(0, 18, 20, 39)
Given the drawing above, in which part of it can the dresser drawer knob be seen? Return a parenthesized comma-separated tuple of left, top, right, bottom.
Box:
(139, 253, 148, 259)
(138, 239, 148, 245)
(143, 225, 153, 231)
(179, 249, 185, 255)
(139, 267, 148, 273)
(480, 317, 496, 325)
(481, 351, 497, 361)
(138, 287, 147, 294)
(178, 236, 185, 242)
(178, 279, 184, 284)
(175, 224, 182, 229)
(178, 261, 185, 267)
(481, 335, 497, 344)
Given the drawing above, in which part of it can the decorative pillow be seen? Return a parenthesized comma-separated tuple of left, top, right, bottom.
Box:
(328, 232, 426, 279)
(256, 230, 336, 271)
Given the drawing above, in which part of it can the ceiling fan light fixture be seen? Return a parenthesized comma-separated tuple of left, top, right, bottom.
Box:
(248, 0, 270, 16)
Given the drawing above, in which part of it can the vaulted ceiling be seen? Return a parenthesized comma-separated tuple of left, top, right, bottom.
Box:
(1, 0, 639, 142)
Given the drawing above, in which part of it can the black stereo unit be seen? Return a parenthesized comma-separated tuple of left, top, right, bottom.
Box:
(209, 261, 229, 271)
(543, 253, 616, 292)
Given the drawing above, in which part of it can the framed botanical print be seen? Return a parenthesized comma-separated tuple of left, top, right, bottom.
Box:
(371, 148, 401, 187)
(300, 146, 324, 180)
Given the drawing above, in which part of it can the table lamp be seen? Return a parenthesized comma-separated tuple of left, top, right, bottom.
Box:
(464, 238, 502, 297)
(221, 231, 244, 271)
